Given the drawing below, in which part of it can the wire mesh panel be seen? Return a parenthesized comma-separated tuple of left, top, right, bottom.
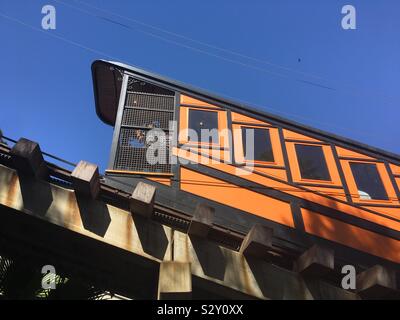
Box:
(112, 77, 175, 174)
(122, 108, 173, 129)
(114, 128, 171, 173)
(125, 92, 175, 111)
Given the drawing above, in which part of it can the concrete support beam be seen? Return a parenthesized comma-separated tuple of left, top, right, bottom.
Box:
(295, 244, 334, 277)
(10, 138, 48, 179)
(0, 163, 174, 298)
(130, 182, 156, 218)
(158, 261, 192, 300)
(357, 265, 397, 299)
(0, 164, 368, 300)
(173, 231, 358, 300)
(188, 203, 214, 238)
(0, 164, 172, 263)
(239, 224, 273, 259)
(71, 160, 101, 199)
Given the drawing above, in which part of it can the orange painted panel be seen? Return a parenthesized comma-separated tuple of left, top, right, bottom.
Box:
(253, 167, 288, 181)
(182, 146, 287, 182)
(304, 186, 347, 202)
(188, 147, 231, 163)
(175, 148, 226, 166)
(396, 177, 400, 191)
(302, 208, 400, 263)
(147, 177, 171, 186)
(362, 206, 400, 220)
(283, 129, 321, 142)
(180, 95, 220, 108)
(231, 112, 270, 125)
(180, 167, 295, 228)
(390, 164, 400, 176)
(336, 147, 375, 160)
(183, 146, 287, 182)
(173, 148, 400, 232)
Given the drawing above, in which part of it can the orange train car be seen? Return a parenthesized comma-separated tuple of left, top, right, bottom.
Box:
(92, 60, 400, 271)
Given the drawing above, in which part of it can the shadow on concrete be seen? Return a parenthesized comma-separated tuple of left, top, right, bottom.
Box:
(246, 255, 285, 299)
(303, 277, 358, 300)
(19, 174, 53, 218)
(190, 236, 226, 281)
(246, 255, 316, 299)
(76, 193, 111, 237)
(133, 215, 169, 260)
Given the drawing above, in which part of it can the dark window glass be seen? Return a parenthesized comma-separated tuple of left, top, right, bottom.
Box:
(295, 144, 331, 181)
(350, 162, 388, 200)
(242, 127, 274, 162)
(188, 109, 218, 143)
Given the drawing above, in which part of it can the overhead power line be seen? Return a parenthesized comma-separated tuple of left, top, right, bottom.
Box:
(0, 11, 384, 138)
(66, 0, 399, 105)
(53, 0, 336, 91)
(73, 0, 325, 81)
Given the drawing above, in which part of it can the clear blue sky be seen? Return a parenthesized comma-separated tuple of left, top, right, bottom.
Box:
(1, 0, 399, 172)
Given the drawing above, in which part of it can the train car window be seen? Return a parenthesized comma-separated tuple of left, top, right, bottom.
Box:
(188, 109, 219, 143)
(350, 162, 388, 200)
(295, 144, 331, 181)
(242, 127, 274, 162)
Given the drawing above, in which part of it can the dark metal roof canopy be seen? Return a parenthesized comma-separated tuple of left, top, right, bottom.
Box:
(91, 59, 400, 164)
(91, 61, 123, 125)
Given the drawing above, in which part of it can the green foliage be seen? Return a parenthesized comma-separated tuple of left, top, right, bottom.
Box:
(0, 255, 107, 300)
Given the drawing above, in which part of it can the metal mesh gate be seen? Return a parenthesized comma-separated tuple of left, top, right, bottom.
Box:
(113, 78, 175, 173)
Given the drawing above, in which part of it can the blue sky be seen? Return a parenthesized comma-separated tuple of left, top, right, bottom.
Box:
(1, 0, 399, 172)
